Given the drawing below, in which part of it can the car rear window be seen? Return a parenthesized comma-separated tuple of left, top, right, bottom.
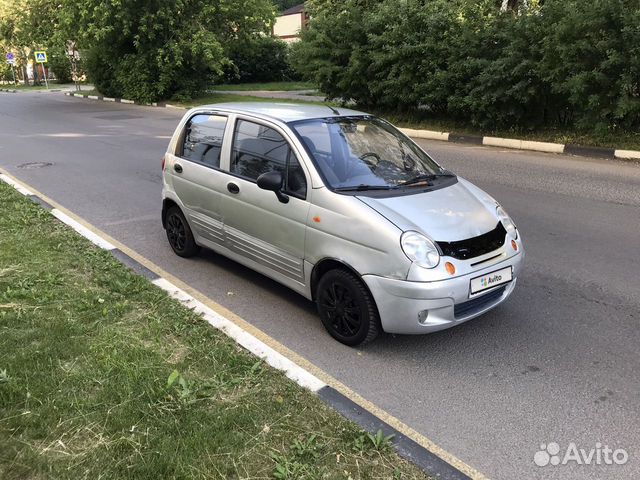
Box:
(181, 114, 227, 168)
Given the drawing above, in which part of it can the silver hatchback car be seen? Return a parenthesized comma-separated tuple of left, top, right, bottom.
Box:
(162, 103, 524, 346)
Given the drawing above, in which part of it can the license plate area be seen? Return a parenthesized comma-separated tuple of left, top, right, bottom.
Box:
(470, 266, 513, 296)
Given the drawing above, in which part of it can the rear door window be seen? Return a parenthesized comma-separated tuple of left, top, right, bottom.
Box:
(181, 114, 227, 168)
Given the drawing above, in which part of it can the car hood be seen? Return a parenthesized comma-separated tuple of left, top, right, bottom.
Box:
(356, 178, 499, 242)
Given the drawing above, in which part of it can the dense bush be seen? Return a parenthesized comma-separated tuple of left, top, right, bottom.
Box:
(293, 0, 640, 131)
(290, 0, 375, 103)
(57, 0, 276, 102)
(224, 35, 294, 83)
(0, 60, 12, 82)
(48, 47, 72, 83)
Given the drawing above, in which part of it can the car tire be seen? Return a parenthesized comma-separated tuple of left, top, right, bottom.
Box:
(316, 269, 381, 346)
(165, 206, 200, 257)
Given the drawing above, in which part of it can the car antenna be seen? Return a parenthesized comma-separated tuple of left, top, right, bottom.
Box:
(328, 106, 340, 115)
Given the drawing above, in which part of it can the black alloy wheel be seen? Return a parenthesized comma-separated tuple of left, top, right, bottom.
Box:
(316, 269, 380, 346)
(165, 206, 199, 257)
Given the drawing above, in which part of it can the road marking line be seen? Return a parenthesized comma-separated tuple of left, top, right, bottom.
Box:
(0, 173, 33, 195)
(0, 168, 489, 480)
(51, 209, 117, 251)
(152, 277, 326, 392)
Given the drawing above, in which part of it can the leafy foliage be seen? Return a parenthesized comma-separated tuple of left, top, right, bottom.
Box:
(290, 0, 377, 103)
(57, 0, 276, 102)
(0, 0, 66, 83)
(293, 0, 640, 132)
(273, 0, 304, 12)
(224, 35, 295, 83)
(1, 0, 282, 100)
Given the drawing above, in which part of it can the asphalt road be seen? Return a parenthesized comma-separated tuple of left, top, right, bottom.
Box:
(1, 91, 638, 480)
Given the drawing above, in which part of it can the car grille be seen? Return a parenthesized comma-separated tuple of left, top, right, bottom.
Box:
(436, 222, 507, 260)
(454, 285, 506, 319)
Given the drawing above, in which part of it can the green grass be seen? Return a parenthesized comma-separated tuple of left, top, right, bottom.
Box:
(212, 82, 316, 92)
(81, 80, 640, 150)
(0, 80, 74, 91)
(0, 182, 430, 480)
(172, 92, 337, 109)
(366, 110, 640, 151)
(1, 83, 49, 90)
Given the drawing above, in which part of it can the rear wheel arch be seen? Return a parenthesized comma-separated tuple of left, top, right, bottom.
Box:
(162, 198, 179, 228)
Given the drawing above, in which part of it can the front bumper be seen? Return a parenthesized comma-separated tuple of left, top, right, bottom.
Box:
(363, 252, 524, 334)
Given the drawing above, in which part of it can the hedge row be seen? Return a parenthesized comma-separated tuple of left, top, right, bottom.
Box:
(292, 0, 640, 131)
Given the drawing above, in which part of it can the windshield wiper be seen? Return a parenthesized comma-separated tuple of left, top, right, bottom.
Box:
(399, 172, 454, 187)
(334, 185, 397, 192)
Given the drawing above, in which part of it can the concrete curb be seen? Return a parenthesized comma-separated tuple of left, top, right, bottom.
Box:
(63, 91, 640, 161)
(399, 128, 639, 160)
(0, 88, 18, 93)
(0, 170, 481, 480)
(65, 91, 189, 110)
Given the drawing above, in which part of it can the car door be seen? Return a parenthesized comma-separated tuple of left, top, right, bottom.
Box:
(168, 113, 230, 246)
(220, 117, 311, 288)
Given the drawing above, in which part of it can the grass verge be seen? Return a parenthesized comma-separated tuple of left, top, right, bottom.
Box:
(77, 82, 640, 150)
(212, 82, 316, 92)
(1, 83, 49, 90)
(376, 112, 640, 151)
(0, 181, 431, 480)
(172, 93, 335, 109)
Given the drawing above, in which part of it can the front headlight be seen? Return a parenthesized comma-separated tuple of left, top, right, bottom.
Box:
(401, 231, 440, 268)
(496, 205, 517, 238)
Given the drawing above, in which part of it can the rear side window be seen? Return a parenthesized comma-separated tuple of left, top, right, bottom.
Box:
(181, 114, 227, 168)
(231, 120, 307, 198)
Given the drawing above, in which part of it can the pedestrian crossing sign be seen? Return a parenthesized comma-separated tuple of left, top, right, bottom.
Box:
(35, 51, 47, 63)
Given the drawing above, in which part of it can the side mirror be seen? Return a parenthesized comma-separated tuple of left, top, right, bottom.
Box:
(257, 171, 289, 204)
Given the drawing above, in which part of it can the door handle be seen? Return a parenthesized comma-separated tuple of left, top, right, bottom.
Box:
(174, 163, 183, 174)
(227, 182, 240, 194)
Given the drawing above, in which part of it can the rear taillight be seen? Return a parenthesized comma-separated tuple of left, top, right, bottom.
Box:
(161, 155, 166, 171)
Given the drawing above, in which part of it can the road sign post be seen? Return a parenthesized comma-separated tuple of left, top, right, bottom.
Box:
(5, 53, 17, 85)
(34, 51, 48, 88)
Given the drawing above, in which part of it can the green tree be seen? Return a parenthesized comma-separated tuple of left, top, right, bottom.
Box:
(57, 0, 277, 102)
(273, 0, 303, 12)
(293, 0, 640, 131)
(224, 35, 293, 83)
(290, 0, 380, 104)
(540, 0, 640, 130)
(0, 0, 69, 84)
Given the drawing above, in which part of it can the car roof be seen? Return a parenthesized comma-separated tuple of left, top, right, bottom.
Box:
(196, 102, 370, 123)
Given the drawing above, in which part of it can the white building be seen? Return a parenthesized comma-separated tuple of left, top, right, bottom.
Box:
(273, 4, 308, 43)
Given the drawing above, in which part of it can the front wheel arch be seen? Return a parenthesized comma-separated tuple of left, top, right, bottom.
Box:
(315, 267, 382, 346)
(310, 259, 383, 333)
(310, 258, 364, 302)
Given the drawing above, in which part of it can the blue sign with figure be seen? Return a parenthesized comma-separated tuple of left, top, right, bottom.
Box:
(35, 51, 47, 63)
(6, 52, 14, 65)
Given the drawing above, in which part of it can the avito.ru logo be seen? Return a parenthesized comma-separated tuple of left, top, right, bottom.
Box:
(534, 442, 629, 467)
(481, 274, 502, 288)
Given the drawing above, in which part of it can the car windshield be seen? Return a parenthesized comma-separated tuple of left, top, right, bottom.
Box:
(291, 116, 448, 190)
